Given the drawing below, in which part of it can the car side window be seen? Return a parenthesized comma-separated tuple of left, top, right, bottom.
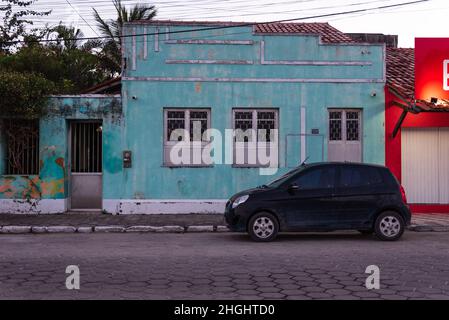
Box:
(291, 167, 336, 190)
(340, 166, 383, 188)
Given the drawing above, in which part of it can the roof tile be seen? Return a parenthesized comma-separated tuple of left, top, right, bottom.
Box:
(386, 48, 449, 111)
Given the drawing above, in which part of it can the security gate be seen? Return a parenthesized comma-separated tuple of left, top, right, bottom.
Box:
(328, 109, 362, 162)
(69, 121, 102, 210)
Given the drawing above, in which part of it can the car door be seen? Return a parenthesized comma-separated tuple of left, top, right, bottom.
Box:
(278, 165, 339, 230)
(333, 165, 385, 228)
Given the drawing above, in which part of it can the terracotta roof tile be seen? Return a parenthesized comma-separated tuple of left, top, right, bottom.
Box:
(254, 22, 354, 43)
(386, 48, 449, 111)
(386, 47, 415, 99)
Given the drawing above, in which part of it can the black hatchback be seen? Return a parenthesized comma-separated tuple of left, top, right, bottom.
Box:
(225, 162, 411, 242)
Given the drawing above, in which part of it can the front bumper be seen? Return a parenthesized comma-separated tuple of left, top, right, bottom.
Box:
(224, 200, 248, 232)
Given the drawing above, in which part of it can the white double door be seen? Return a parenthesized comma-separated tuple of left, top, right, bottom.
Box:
(327, 109, 362, 163)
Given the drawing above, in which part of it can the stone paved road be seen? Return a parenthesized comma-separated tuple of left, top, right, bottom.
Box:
(0, 231, 449, 299)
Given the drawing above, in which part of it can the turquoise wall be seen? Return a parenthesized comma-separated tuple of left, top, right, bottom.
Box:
(0, 96, 122, 201)
(0, 22, 387, 204)
(117, 22, 386, 200)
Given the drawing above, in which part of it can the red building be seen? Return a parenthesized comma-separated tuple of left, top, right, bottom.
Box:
(385, 47, 449, 213)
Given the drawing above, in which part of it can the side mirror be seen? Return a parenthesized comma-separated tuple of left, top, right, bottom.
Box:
(288, 183, 299, 193)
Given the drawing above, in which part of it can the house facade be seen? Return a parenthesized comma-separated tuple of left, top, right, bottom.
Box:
(385, 47, 449, 213)
(0, 21, 386, 214)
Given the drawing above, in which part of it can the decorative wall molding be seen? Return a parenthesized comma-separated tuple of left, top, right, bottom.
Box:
(165, 39, 254, 45)
(260, 41, 372, 66)
(165, 59, 253, 65)
(123, 76, 384, 83)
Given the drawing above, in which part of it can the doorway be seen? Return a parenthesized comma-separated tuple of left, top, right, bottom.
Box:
(69, 121, 103, 210)
(328, 109, 362, 162)
(402, 127, 449, 204)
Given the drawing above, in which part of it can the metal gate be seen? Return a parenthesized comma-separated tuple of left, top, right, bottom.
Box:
(328, 109, 362, 162)
(70, 121, 102, 210)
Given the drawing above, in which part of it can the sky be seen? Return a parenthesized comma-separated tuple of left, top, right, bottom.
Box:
(16, 0, 449, 47)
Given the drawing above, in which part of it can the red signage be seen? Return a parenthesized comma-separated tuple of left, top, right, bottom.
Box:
(415, 38, 449, 102)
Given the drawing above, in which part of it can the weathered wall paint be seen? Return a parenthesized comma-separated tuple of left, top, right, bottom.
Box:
(1, 22, 387, 214)
(117, 22, 385, 201)
(0, 96, 121, 213)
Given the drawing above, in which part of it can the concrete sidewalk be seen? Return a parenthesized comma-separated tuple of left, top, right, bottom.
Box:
(410, 213, 449, 232)
(0, 213, 226, 234)
(0, 212, 448, 234)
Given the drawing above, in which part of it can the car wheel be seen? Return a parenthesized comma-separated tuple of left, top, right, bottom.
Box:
(248, 212, 279, 242)
(374, 211, 405, 241)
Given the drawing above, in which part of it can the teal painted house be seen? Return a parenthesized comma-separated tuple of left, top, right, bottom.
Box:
(0, 21, 386, 214)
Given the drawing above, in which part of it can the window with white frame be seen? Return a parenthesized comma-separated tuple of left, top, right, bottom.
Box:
(233, 109, 278, 167)
(164, 108, 211, 166)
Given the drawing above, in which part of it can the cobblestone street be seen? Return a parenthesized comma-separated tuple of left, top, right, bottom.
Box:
(1, 231, 449, 300)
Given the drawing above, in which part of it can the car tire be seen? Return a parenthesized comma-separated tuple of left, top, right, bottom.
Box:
(374, 211, 405, 241)
(248, 212, 279, 242)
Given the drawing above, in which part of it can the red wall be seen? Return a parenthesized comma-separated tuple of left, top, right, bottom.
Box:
(385, 87, 449, 213)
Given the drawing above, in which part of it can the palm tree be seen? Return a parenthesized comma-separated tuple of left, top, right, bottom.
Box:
(48, 24, 85, 52)
(92, 0, 157, 74)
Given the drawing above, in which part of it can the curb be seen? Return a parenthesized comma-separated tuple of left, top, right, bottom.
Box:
(0, 225, 230, 234)
(1, 225, 447, 234)
(407, 225, 449, 232)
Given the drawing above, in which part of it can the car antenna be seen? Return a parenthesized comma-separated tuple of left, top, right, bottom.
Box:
(300, 156, 310, 166)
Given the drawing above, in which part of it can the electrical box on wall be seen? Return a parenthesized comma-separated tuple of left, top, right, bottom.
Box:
(123, 150, 132, 168)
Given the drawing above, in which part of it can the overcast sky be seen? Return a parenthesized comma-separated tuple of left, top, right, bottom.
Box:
(21, 0, 449, 47)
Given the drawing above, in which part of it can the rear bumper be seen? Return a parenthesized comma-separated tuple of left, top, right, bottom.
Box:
(402, 205, 412, 225)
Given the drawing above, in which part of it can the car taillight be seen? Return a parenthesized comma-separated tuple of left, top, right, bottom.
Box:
(400, 185, 407, 204)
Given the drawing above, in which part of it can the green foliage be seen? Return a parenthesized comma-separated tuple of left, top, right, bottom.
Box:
(0, 0, 157, 118)
(0, 71, 55, 118)
(93, 0, 157, 75)
(0, 24, 113, 94)
(0, 0, 51, 53)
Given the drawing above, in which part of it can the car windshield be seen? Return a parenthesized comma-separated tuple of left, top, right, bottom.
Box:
(265, 166, 306, 188)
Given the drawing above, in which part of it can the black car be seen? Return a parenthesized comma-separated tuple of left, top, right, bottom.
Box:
(225, 162, 411, 242)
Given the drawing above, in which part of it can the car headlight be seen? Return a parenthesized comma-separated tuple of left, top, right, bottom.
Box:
(232, 195, 249, 209)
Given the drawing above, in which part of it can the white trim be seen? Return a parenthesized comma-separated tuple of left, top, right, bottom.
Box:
(260, 40, 372, 66)
(122, 76, 384, 83)
(144, 27, 148, 60)
(132, 28, 137, 70)
(300, 107, 306, 163)
(165, 27, 170, 41)
(254, 32, 385, 47)
(165, 39, 254, 45)
(166, 59, 253, 65)
(154, 27, 159, 52)
(0, 199, 67, 214)
(50, 94, 121, 98)
(103, 199, 226, 215)
(382, 43, 387, 82)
